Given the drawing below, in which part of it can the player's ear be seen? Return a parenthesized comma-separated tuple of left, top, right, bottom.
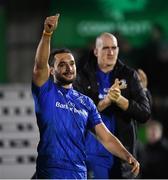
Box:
(50, 67, 55, 75)
(94, 48, 98, 57)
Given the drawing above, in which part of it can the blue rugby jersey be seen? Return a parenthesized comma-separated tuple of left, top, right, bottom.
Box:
(32, 79, 102, 173)
(86, 67, 116, 168)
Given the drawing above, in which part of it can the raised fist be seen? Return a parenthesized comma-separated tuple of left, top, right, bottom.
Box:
(44, 14, 60, 33)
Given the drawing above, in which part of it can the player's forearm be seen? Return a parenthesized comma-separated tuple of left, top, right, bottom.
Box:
(35, 33, 51, 69)
(101, 132, 132, 161)
(95, 123, 139, 176)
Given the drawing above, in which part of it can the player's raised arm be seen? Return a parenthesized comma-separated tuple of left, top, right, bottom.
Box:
(33, 14, 60, 86)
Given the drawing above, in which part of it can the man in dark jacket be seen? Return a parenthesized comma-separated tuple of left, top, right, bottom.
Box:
(73, 32, 151, 179)
(140, 120, 168, 179)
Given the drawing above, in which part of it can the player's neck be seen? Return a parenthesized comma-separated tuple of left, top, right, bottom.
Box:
(98, 64, 114, 73)
(62, 84, 72, 89)
(55, 79, 73, 89)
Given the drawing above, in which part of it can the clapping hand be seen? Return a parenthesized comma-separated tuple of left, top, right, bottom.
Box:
(107, 78, 127, 103)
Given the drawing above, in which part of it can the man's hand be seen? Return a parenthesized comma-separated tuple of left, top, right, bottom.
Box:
(107, 87, 121, 103)
(106, 78, 129, 110)
(44, 14, 60, 33)
(107, 78, 126, 103)
(97, 78, 128, 112)
(127, 156, 140, 177)
(137, 68, 148, 89)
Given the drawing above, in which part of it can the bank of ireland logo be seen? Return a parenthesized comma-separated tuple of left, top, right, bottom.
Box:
(67, 101, 75, 108)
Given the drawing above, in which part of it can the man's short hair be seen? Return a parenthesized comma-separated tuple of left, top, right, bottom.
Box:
(49, 48, 72, 67)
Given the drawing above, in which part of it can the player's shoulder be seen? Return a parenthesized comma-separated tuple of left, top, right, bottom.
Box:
(118, 60, 136, 77)
(72, 89, 94, 107)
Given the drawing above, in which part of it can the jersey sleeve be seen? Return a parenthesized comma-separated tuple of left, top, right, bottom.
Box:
(31, 79, 52, 113)
(32, 79, 52, 97)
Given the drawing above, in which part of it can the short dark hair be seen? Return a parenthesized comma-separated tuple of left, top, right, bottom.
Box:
(49, 48, 72, 67)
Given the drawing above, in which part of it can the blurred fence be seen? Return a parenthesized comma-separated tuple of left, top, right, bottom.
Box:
(0, 84, 38, 178)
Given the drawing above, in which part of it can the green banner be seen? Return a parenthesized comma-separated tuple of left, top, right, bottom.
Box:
(50, 0, 168, 48)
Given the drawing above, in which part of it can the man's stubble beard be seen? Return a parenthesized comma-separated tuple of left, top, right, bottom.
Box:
(54, 73, 76, 86)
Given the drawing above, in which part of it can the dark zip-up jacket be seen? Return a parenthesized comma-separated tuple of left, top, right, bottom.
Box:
(73, 58, 151, 178)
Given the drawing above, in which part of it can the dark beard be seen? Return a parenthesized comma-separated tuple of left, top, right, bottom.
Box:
(55, 73, 76, 86)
